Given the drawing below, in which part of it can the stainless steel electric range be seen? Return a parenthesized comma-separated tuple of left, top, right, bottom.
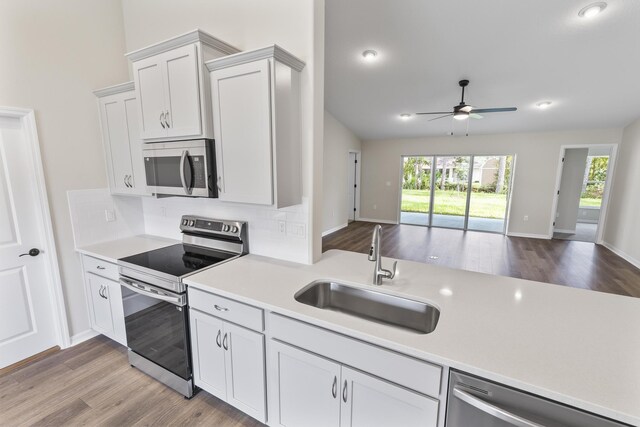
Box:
(117, 215, 247, 398)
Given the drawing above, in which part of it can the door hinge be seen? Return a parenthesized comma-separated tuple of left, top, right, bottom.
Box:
(553, 221, 556, 226)
(562, 157, 565, 162)
(355, 159, 358, 164)
(354, 208, 356, 212)
(354, 184, 357, 188)
(557, 190, 560, 195)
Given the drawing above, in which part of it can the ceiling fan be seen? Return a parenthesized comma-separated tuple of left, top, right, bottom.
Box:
(416, 80, 517, 122)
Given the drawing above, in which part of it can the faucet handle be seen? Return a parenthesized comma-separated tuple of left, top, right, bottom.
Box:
(389, 261, 398, 279)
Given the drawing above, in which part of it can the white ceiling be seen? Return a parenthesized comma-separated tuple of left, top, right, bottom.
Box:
(325, 0, 640, 140)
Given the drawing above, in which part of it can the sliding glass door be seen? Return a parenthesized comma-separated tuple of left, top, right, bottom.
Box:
(400, 154, 513, 234)
(431, 156, 470, 229)
(467, 156, 512, 232)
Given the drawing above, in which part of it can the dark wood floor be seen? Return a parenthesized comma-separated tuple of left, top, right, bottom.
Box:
(323, 221, 640, 298)
(0, 336, 262, 427)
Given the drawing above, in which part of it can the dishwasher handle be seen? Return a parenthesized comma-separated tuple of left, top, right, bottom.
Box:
(453, 386, 545, 427)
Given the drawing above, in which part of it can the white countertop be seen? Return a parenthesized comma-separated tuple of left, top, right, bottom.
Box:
(185, 249, 640, 425)
(76, 235, 179, 262)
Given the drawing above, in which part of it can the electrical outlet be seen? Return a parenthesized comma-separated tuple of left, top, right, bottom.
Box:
(278, 220, 286, 235)
(523, 215, 529, 221)
(105, 209, 116, 222)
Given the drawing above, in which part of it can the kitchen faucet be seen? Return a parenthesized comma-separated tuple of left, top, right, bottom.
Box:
(368, 225, 398, 285)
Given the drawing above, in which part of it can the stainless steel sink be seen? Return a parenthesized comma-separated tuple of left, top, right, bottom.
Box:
(294, 280, 440, 334)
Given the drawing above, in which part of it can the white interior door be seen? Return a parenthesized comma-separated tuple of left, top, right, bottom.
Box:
(0, 115, 59, 368)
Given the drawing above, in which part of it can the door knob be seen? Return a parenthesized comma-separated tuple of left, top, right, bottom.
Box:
(19, 248, 40, 257)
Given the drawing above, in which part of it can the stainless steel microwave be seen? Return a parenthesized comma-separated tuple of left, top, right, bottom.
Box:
(142, 139, 217, 198)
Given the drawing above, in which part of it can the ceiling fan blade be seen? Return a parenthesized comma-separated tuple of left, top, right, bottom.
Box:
(428, 114, 453, 122)
(415, 111, 452, 115)
(470, 113, 483, 119)
(472, 107, 517, 114)
(460, 105, 473, 113)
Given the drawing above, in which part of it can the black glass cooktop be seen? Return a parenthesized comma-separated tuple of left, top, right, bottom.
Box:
(119, 244, 236, 278)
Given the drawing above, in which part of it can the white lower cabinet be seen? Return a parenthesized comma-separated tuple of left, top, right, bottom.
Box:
(84, 271, 126, 346)
(269, 340, 439, 427)
(269, 340, 342, 427)
(189, 308, 266, 423)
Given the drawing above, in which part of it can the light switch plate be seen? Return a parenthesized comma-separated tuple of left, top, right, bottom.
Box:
(105, 209, 116, 222)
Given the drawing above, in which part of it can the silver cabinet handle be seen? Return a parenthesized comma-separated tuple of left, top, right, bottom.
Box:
(124, 176, 129, 188)
(214, 304, 229, 312)
(98, 285, 103, 298)
(160, 112, 166, 129)
(222, 333, 229, 351)
(342, 380, 348, 403)
(453, 387, 544, 427)
(164, 110, 170, 128)
(216, 330, 222, 348)
(96, 266, 106, 270)
(127, 175, 133, 188)
(332, 376, 337, 398)
(216, 176, 223, 193)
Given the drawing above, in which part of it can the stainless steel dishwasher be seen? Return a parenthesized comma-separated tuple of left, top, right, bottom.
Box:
(446, 371, 630, 427)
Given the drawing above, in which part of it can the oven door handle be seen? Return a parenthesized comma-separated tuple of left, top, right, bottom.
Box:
(180, 150, 193, 196)
(120, 278, 186, 307)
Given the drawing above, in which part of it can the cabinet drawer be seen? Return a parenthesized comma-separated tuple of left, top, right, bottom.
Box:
(270, 313, 442, 398)
(188, 287, 264, 332)
(83, 255, 118, 281)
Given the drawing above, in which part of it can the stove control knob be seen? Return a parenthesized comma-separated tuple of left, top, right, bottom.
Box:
(189, 220, 195, 227)
(182, 219, 188, 226)
(231, 226, 239, 233)
(222, 224, 230, 232)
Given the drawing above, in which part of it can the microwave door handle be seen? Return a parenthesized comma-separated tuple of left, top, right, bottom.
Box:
(180, 150, 193, 195)
(120, 279, 184, 306)
(452, 387, 544, 427)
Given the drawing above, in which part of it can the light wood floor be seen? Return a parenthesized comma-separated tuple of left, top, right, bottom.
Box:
(0, 336, 263, 427)
(323, 221, 640, 298)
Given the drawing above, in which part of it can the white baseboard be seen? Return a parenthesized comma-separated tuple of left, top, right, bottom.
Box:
(601, 242, 640, 269)
(322, 223, 348, 237)
(69, 329, 99, 347)
(553, 228, 576, 234)
(357, 218, 398, 225)
(506, 232, 551, 239)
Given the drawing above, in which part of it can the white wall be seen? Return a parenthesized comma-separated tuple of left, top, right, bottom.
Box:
(0, 0, 130, 337)
(555, 148, 588, 232)
(604, 117, 640, 266)
(323, 111, 362, 234)
(360, 128, 622, 237)
(121, 0, 324, 262)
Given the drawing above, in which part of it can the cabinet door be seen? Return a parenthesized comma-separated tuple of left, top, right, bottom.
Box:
(211, 59, 274, 205)
(86, 273, 114, 336)
(269, 340, 341, 427)
(340, 366, 439, 427)
(133, 57, 167, 139)
(189, 309, 227, 400)
(224, 322, 266, 423)
(163, 44, 202, 138)
(123, 95, 147, 195)
(106, 279, 126, 346)
(100, 96, 133, 194)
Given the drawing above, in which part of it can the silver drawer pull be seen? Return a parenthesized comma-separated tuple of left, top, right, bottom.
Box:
(214, 304, 229, 312)
(96, 266, 106, 270)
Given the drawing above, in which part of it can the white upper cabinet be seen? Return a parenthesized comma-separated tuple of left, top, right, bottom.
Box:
(207, 45, 305, 208)
(94, 82, 147, 196)
(127, 29, 240, 142)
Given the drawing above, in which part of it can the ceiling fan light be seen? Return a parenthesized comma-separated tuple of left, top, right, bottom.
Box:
(453, 111, 469, 121)
(362, 50, 378, 61)
(536, 101, 553, 109)
(399, 113, 412, 120)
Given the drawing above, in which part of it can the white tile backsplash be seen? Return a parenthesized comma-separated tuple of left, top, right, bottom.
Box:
(67, 189, 145, 248)
(142, 196, 311, 264)
(67, 189, 311, 264)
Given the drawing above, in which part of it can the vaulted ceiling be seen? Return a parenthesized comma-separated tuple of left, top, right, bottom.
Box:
(325, 0, 640, 140)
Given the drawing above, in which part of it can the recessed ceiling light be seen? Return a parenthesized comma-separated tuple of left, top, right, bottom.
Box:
(399, 113, 412, 120)
(362, 50, 378, 61)
(536, 101, 553, 109)
(578, 2, 607, 18)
